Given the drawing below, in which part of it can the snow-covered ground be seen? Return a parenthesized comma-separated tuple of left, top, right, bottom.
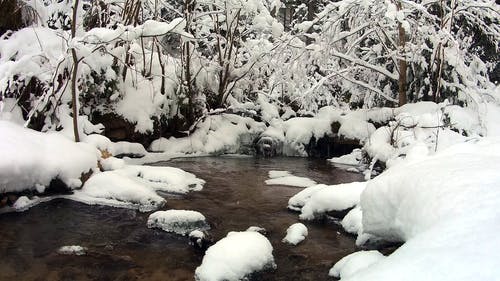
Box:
(0, 121, 205, 213)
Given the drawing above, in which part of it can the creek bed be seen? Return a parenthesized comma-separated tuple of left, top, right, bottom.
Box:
(0, 156, 363, 281)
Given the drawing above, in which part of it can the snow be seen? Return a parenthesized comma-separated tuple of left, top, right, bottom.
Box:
(299, 182, 366, 220)
(116, 165, 205, 194)
(0, 98, 25, 125)
(12, 196, 32, 210)
(329, 250, 385, 279)
(246, 226, 267, 234)
(195, 231, 276, 281)
(268, 170, 291, 179)
(147, 210, 209, 235)
(282, 223, 308, 245)
(84, 134, 147, 157)
(485, 103, 500, 136)
(338, 112, 376, 142)
(265, 171, 316, 188)
(341, 206, 362, 235)
(57, 245, 87, 256)
(328, 148, 363, 166)
(69, 164, 204, 211)
(74, 171, 165, 212)
(0, 121, 98, 193)
(150, 114, 266, 155)
(287, 184, 328, 211)
(335, 138, 500, 281)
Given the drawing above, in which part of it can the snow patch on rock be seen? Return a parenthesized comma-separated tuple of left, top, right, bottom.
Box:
(195, 231, 276, 281)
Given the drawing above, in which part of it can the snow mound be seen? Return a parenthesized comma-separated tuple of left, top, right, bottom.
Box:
(340, 138, 500, 281)
(57, 245, 87, 256)
(117, 165, 205, 194)
(282, 223, 308, 245)
(265, 171, 316, 188)
(0, 121, 98, 193)
(150, 114, 266, 155)
(328, 148, 363, 166)
(195, 231, 276, 281)
(329, 250, 385, 279)
(299, 182, 366, 220)
(84, 134, 147, 157)
(73, 171, 165, 212)
(69, 164, 204, 211)
(147, 210, 209, 235)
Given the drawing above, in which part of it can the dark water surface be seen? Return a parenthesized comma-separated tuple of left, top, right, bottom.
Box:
(0, 157, 363, 281)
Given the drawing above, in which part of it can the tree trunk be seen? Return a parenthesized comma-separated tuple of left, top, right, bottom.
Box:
(71, 0, 80, 142)
(397, 2, 407, 106)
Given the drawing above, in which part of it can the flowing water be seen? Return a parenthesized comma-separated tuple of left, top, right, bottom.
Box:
(0, 156, 363, 281)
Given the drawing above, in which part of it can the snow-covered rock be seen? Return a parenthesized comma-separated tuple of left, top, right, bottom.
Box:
(57, 245, 87, 256)
(68, 164, 204, 212)
(117, 165, 205, 194)
(195, 231, 276, 281)
(74, 171, 165, 212)
(299, 182, 366, 220)
(246, 226, 267, 235)
(150, 114, 266, 155)
(0, 121, 98, 194)
(282, 223, 308, 245)
(147, 210, 209, 235)
(329, 250, 385, 279)
(328, 148, 363, 166)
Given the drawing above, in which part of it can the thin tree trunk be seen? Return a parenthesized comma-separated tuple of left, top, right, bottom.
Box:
(71, 0, 80, 142)
(397, 2, 407, 106)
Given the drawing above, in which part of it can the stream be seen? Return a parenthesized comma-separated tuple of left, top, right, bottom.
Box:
(0, 156, 363, 281)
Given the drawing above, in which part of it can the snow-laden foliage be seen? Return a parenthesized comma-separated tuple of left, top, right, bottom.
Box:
(0, 0, 498, 141)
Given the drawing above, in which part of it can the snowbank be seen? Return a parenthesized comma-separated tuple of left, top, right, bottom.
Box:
(336, 138, 500, 281)
(299, 182, 366, 220)
(282, 223, 308, 245)
(147, 210, 209, 235)
(287, 184, 328, 211)
(0, 121, 98, 193)
(329, 250, 385, 279)
(195, 231, 276, 281)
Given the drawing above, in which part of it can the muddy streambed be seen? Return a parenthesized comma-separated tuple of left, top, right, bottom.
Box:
(0, 157, 363, 281)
